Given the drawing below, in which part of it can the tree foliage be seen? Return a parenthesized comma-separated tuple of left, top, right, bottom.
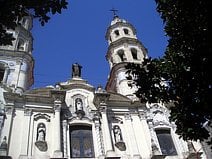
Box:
(127, 0, 212, 145)
(0, 0, 68, 45)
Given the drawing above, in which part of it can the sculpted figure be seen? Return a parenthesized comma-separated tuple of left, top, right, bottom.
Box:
(35, 123, 48, 152)
(113, 125, 122, 142)
(75, 98, 83, 111)
(72, 63, 82, 78)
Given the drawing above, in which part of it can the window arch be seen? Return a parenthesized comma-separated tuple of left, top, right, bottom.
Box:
(131, 48, 138, 60)
(0, 63, 6, 83)
(17, 39, 25, 51)
(114, 30, 120, 36)
(117, 49, 126, 62)
(155, 129, 177, 156)
(70, 125, 94, 158)
(0, 68, 4, 82)
(123, 28, 129, 35)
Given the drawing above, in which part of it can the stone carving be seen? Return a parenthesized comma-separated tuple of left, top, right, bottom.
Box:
(35, 123, 48, 152)
(75, 98, 83, 111)
(75, 98, 85, 119)
(72, 63, 82, 78)
(113, 125, 122, 142)
(113, 125, 126, 151)
(153, 110, 169, 126)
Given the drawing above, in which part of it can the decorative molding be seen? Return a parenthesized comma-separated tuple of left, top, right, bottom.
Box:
(34, 113, 50, 122)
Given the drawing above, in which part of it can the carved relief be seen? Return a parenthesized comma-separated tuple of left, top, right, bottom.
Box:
(152, 110, 169, 126)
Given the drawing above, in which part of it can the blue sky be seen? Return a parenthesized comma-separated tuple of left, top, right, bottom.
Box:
(31, 0, 168, 89)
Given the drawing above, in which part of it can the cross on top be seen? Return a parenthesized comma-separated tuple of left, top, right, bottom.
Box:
(110, 8, 118, 17)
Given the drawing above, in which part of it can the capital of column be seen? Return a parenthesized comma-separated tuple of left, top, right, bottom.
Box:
(62, 120, 68, 128)
(4, 107, 13, 115)
(124, 113, 132, 121)
(99, 105, 107, 113)
(138, 110, 146, 120)
(54, 104, 61, 112)
(16, 59, 23, 65)
(24, 109, 32, 116)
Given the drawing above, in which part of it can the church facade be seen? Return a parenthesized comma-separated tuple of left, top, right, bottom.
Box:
(0, 14, 209, 159)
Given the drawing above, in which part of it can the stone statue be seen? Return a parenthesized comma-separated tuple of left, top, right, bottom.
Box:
(72, 63, 82, 78)
(113, 125, 126, 151)
(75, 98, 83, 111)
(35, 123, 48, 152)
(37, 123, 46, 141)
(113, 125, 122, 143)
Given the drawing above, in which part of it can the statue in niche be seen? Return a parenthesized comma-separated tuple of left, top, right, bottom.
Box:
(113, 125, 122, 142)
(75, 98, 83, 111)
(72, 63, 82, 78)
(113, 125, 126, 151)
(75, 98, 85, 119)
(35, 123, 48, 152)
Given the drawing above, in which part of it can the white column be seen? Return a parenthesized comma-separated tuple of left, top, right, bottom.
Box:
(62, 120, 68, 158)
(53, 100, 62, 158)
(100, 106, 115, 157)
(19, 109, 31, 158)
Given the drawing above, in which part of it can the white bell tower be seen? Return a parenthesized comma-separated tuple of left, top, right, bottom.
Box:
(105, 12, 147, 99)
(0, 16, 34, 93)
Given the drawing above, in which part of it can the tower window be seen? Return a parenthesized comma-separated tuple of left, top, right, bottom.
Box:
(131, 48, 138, 60)
(0, 68, 5, 82)
(124, 28, 129, 35)
(117, 50, 126, 62)
(70, 125, 94, 158)
(114, 30, 120, 36)
(17, 39, 25, 51)
(156, 129, 177, 156)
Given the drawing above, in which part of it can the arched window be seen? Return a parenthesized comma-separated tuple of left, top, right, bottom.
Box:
(17, 39, 25, 51)
(131, 48, 138, 60)
(114, 30, 120, 36)
(117, 50, 126, 62)
(70, 125, 94, 158)
(123, 28, 129, 35)
(0, 68, 4, 82)
(155, 129, 177, 156)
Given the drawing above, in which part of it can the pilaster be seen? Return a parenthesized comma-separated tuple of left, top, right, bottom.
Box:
(94, 114, 104, 158)
(100, 105, 115, 157)
(62, 120, 68, 158)
(19, 109, 32, 159)
(51, 90, 66, 158)
(124, 113, 140, 158)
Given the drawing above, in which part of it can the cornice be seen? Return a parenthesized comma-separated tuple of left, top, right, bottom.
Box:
(60, 79, 95, 92)
(105, 22, 137, 40)
(106, 37, 147, 60)
(3, 92, 54, 104)
(0, 49, 34, 64)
